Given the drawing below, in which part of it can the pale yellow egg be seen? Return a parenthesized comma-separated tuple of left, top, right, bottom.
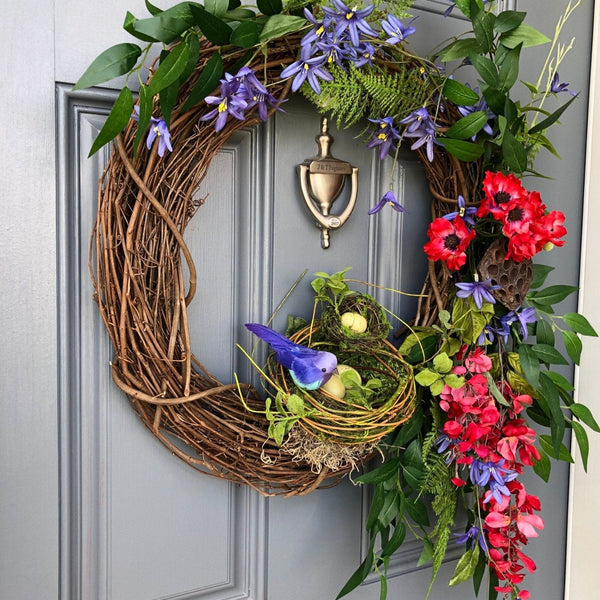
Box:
(336, 364, 362, 386)
(340, 311, 368, 334)
(320, 374, 346, 398)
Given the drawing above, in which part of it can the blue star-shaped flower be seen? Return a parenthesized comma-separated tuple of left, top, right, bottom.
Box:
(368, 190, 407, 215)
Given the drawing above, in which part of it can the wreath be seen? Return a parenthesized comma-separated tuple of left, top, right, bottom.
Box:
(76, 1, 598, 598)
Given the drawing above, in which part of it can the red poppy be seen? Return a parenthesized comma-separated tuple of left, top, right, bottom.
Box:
(424, 216, 476, 270)
(479, 171, 528, 219)
(501, 191, 545, 237)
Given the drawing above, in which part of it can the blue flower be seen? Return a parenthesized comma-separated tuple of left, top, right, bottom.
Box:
(316, 35, 355, 69)
(349, 41, 375, 68)
(280, 45, 333, 94)
(470, 459, 518, 504)
(442, 195, 477, 228)
(381, 15, 417, 44)
(551, 72, 577, 97)
(455, 277, 501, 309)
(366, 116, 401, 160)
(232, 67, 283, 122)
(500, 306, 537, 342)
(146, 117, 173, 157)
(455, 525, 487, 551)
(301, 7, 332, 47)
(201, 77, 248, 132)
(399, 107, 440, 162)
(322, 0, 378, 47)
(368, 190, 407, 215)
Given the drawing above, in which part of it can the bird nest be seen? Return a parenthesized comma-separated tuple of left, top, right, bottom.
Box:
(90, 33, 480, 496)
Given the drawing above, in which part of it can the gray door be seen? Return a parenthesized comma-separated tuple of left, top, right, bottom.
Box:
(1, 1, 594, 599)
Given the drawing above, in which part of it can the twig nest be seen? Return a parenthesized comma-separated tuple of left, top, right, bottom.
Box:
(321, 294, 391, 351)
(478, 239, 533, 310)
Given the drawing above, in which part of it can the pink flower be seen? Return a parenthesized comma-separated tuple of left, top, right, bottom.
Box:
(465, 348, 492, 373)
(516, 512, 544, 538)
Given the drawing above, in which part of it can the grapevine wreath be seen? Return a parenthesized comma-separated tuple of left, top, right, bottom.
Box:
(77, 0, 598, 598)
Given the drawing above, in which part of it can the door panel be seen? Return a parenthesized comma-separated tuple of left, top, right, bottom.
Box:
(51, 2, 595, 600)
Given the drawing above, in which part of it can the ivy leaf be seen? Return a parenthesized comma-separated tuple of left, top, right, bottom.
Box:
(529, 284, 578, 306)
(501, 23, 551, 48)
(449, 546, 480, 587)
(443, 79, 480, 106)
(258, 14, 306, 42)
(494, 10, 526, 34)
(570, 403, 600, 432)
(257, 0, 283, 15)
(439, 138, 485, 162)
(73, 43, 142, 90)
(563, 312, 598, 336)
(532, 447, 552, 481)
(572, 421, 589, 472)
(562, 330, 582, 365)
(190, 5, 233, 45)
(230, 20, 260, 47)
(181, 52, 223, 112)
(445, 111, 489, 141)
(148, 42, 190, 96)
(89, 86, 133, 156)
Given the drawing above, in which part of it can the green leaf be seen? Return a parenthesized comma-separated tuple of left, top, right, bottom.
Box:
(417, 537, 434, 566)
(497, 43, 522, 92)
(502, 129, 527, 174)
(381, 521, 406, 558)
(449, 546, 480, 587)
(546, 370, 575, 392)
(472, 9, 495, 54)
(536, 319, 555, 346)
(226, 8, 257, 21)
(205, 0, 229, 17)
(123, 11, 161, 42)
(481, 84, 507, 116)
(519, 344, 540, 388)
(444, 374, 466, 389)
(572, 421, 589, 472)
(531, 264, 554, 289)
(529, 95, 577, 135)
(367, 484, 386, 530)
(469, 53, 498, 87)
(190, 5, 233, 45)
(415, 369, 442, 387)
(484, 371, 510, 407)
(532, 343, 568, 365)
(570, 403, 600, 432)
(258, 14, 306, 42)
(494, 10, 526, 34)
(443, 79, 480, 106)
(391, 410, 423, 448)
(74, 43, 142, 90)
(405, 497, 430, 527)
(159, 82, 179, 127)
(562, 330, 582, 365)
(128, 3, 196, 44)
(501, 23, 551, 48)
(539, 434, 574, 462)
(230, 20, 260, 47)
(355, 458, 400, 485)
(181, 52, 223, 112)
(563, 312, 598, 336)
(89, 86, 133, 156)
(148, 42, 190, 95)
(445, 111, 490, 140)
(532, 448, 552, 481)
(336, 536, 375, 599)
(286, 393, 305, 415)
(530, 284, 578, 306)
(440, 38, 482, 62)
(145, 0, 162, 15)
(257, 0, 283, 15)
(539, 372, 565, 457)
(439, 138, 485, 162)
(133, 84, 153, 156)
(433, 353, 453, 374)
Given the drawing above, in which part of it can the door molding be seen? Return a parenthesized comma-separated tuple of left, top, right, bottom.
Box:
(564, 0, 600, 597)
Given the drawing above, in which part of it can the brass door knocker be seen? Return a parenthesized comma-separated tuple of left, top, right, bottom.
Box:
(297, 117, 359, 249)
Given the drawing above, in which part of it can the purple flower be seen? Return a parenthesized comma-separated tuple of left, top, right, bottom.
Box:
(280, 45, 333, 94)
(442, 195, 477, 228)
(349, 41, 375, 68)
(470, 459, 518, 504)
(550, 72, 577, 97)
(316, 36, 355, 69)
(455, 525, 487, 551)
(201, 76, 248, 132)
(366, 116, 401, 160)
(399, 107, 441, 162)
(231, 67, 283, 122)
(500, 306, 537, 342)
(368, 190, 407, 215)
(457, 85, 495, 139)
(322, 0, 377, 47)
(381, 15, 417, 44)
(455, 277, 501, 309)
(132, 107, 173, 157)
(436, 434, 452, 453)
(301, 7, 332, 47)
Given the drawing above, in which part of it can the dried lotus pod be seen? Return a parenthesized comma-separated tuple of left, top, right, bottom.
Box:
(477, 239, 533, 310)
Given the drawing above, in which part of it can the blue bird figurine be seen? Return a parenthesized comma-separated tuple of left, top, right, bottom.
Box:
(245, 323, 337, 390)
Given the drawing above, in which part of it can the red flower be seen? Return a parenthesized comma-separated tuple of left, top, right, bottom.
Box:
(506, 232, 539, 261)
(532, 209, 567, 249)
(424, 216, 476, 270)
(479, 171, 528, 219)
(465, 347, 492, 373)
(501, 191, 545, 237)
